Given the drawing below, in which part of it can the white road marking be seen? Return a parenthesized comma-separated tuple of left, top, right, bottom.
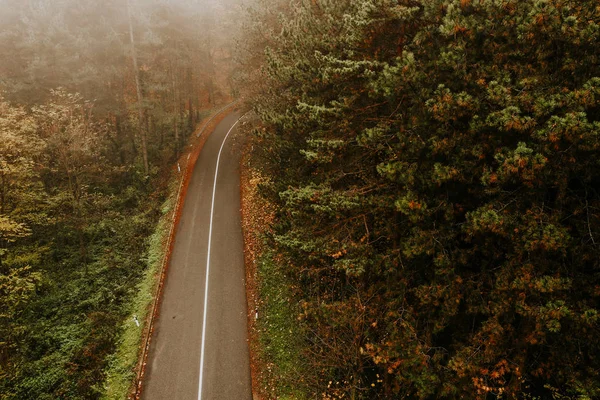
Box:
(198, 115, 243, 400)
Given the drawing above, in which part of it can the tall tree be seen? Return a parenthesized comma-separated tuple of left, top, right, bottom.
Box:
(127, 0, 150, 175)
(0, 97, 43, 378)
(243, 0, 600, 398)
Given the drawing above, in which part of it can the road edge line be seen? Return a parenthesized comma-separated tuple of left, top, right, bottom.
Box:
(131, 101, 238, 400)
(198, 115, 243, 400)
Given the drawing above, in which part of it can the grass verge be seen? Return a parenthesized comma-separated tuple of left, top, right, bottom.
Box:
(240, 135, 309, 400)
(255, 253, 308, 399)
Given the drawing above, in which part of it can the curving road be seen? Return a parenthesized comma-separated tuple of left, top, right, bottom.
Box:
(142, 112, 252, 400)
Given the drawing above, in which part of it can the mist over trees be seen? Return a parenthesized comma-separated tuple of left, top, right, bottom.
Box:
(2, 0, 599, 398)
(0, 0, 239, 398)
(0, 0, 238, 165)
(241, 0, 600, 398)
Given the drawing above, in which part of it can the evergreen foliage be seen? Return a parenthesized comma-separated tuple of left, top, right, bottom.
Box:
(243, 0, 600, 397)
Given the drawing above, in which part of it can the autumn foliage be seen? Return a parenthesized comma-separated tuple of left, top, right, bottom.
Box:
(243, 0, 600, 398)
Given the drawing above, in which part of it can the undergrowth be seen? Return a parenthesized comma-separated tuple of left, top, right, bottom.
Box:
(256, 253, 308, 400)
(101, 186, 176, 400)
(242, 135, 310, 400)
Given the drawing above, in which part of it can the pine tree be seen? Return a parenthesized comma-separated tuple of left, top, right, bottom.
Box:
(243, 0, 600, 397)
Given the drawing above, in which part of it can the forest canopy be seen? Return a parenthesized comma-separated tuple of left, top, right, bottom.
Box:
(242, 0, 600, 398)
(1, 0, 599, 398)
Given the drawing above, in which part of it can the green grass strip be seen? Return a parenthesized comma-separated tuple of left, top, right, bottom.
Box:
(256, 252, 309, 399)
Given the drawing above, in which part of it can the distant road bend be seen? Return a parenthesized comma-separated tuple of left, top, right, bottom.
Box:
(142, 112, 252, 400)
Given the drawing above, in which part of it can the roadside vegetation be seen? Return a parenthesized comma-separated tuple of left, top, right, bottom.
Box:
(101, 172, 179, 400)
(239, 0, 600, 398)
(241, 138, 309, 399)
(255, 253, 307, 399)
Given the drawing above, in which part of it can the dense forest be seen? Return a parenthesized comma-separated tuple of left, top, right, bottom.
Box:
(2, 0, 600, 399)
(0, 0, 237, 398)
(241, 0, 600, 398)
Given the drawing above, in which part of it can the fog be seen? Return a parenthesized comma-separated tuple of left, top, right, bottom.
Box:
(0, 0, 246, 107)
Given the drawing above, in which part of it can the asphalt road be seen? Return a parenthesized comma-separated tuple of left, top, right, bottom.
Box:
(142, 112, 252, 400)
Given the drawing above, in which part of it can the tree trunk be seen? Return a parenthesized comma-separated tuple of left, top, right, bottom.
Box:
(187, 68, 194, 130)
(127, 0, 149, 176)
(0, 172, 6, 214)
(114, 114, 128, 164)
(188, 97, 194, 130)
(170, 62, 179, 155)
